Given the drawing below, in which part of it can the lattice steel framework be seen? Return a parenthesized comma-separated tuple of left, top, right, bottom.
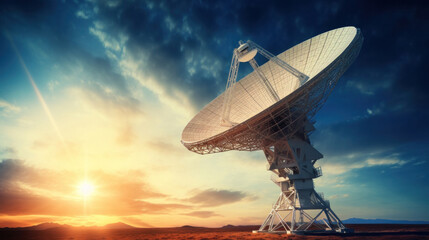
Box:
(255, 135, 352, 234)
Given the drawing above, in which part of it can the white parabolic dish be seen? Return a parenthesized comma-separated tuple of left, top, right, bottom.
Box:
(182, 26, 363, 154)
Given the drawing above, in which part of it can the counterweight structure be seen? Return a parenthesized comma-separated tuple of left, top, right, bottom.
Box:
(181, 27, 363, 234)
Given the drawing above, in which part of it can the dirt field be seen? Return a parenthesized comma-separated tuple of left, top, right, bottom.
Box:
(1, 224, 428, 240)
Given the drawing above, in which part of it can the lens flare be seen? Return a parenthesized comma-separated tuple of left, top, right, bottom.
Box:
(6, 32, 72, 161)
(77, 181, 95, 197)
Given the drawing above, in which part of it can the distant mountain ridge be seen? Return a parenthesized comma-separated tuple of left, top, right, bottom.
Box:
(103, 222, 136, 229)
(1, 222, 136, 230)
(343, 218, 429, 224)
(24, 222, 71, 230)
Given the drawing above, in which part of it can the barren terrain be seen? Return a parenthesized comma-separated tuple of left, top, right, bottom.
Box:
(1, 224, 428, 240)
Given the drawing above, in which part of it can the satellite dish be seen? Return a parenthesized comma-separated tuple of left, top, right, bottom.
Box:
(181, 26, 363, 234)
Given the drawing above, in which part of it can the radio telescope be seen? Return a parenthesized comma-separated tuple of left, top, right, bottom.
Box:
(181, 27, 363, 234)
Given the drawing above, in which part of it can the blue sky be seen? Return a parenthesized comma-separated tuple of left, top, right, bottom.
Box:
(0, 0, 428, 227)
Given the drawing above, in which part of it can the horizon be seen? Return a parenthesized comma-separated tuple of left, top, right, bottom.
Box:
(0, 0, 428, 229)
(6, 217, 429, 229)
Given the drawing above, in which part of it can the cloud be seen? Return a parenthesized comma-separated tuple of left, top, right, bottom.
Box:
(186, 189, 256, 207)
(0, 147, 15, 155)
(0, 0, 55, 28)
(1, 1, 143, 124)
(182, 211, 221, 218)
(0, 159, 192, 216)
(67, 85, 142, 147)
(0, 99, 20, 116)
(322, 157, 408, 175)
(126, 200, 191, 215)
(89, 26, 122, 52)
(413, 160, 426, 166)
(62, 60, 142, 120)
(328, 194, 349, 200)
(71, 1, 232, 115)
(365, 158, 407, 166)
(72, 1, 429, 156)
(116, 124, 137, 146)
(313, 111, 429, 158)
(344, 6, 429, 112)
(76, 10, 89, 19)
(145, 140, 186, 156)
(3, 5, 145, 152)
(2, 0, 428, 120)
(312, 103, 427, 177)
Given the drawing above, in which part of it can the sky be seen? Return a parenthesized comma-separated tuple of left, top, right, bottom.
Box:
(0, 0, 428, 228)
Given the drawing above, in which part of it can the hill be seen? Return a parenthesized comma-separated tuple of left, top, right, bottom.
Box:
(102, 222, 136, 229)
(1, 222, 136, 231)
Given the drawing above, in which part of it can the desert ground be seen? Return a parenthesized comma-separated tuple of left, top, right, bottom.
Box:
(1, 224, 428, 240)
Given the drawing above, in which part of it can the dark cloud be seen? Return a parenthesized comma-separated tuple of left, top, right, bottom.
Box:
(75, 1, 238, 110)
(182, 211, 221, 218)
(187, 189, 255, 207)
(341, 3, 429, 113)
(313, 111, 429, 158)
(0, 0, 55, 26)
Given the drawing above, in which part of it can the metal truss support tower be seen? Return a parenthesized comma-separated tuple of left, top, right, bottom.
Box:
(255, 123, 352, 234)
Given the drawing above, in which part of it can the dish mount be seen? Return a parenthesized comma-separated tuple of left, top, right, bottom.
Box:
(256, 125, 351, 234)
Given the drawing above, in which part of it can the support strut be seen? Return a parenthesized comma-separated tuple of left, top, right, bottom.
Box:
(254, 126, 352, 235)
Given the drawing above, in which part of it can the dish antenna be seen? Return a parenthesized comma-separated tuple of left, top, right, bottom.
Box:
(182, 27, 363, 234)
(221, 40, 308, 127)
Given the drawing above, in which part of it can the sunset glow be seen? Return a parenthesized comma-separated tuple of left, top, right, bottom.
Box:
(77, 181, 95, 198)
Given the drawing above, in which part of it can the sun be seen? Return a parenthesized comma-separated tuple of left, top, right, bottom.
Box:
(77, 181, 95, 197)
